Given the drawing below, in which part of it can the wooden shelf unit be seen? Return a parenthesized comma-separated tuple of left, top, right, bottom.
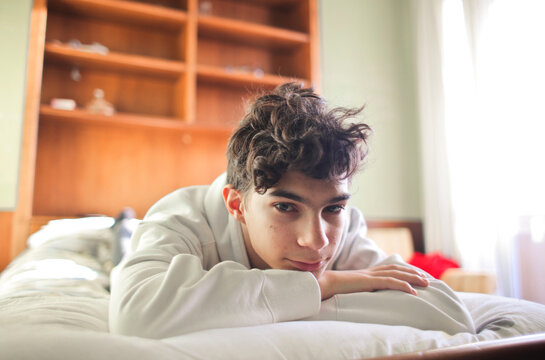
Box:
(7, 0, 320, 262)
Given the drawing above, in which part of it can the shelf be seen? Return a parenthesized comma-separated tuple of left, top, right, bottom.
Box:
(44, 42, 185, 77)
(39, 105, 233, 135)
(49, 0, 186, 30)
(198, 15, 309, 48)
(237, 0, 302, 4)
(197, 64, 307, 88)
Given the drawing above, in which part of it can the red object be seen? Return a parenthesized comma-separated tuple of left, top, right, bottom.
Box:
(408, 252, 460, 279)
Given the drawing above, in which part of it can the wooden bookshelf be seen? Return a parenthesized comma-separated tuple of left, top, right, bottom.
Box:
(8, 0, 320, 263)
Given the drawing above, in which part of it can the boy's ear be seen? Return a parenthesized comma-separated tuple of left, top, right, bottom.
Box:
(222, 185, 246, 224)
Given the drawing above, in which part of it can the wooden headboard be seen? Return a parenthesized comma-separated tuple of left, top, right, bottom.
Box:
(367, 220, 425, 253)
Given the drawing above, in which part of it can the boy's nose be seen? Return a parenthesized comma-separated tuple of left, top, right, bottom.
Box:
(297, 218, 329, 250)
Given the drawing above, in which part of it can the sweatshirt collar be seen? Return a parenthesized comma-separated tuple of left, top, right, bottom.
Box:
(204, 173, 251, 268)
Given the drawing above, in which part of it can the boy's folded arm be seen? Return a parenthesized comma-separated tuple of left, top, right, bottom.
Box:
(109, 225, 321, 339)
(309, 256, 476, 335)
(319, 208, 474, 334)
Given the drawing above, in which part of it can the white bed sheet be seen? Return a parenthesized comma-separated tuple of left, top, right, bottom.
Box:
(1, 292, 544, 360)
(1, 218, 545, 359)
(162, 292, 545, 359)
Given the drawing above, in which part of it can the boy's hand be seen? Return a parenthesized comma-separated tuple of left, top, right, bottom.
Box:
(317, 265, 430, 300)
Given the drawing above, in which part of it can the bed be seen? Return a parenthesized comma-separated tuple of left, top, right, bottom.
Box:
(1, 216, 545, 359)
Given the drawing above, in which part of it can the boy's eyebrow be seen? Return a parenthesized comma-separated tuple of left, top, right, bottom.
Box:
(269, 189, 351, 205)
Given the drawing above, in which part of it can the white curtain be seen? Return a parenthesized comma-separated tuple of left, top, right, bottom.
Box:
(415, 0, 459, 261)
(416, 0, 545, 298)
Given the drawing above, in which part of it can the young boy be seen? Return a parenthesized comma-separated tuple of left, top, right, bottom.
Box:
(109, 83, 431, 339)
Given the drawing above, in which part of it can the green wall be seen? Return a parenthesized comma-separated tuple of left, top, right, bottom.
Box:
(319, 0, 422, 219)
(0, 0, 33, 210)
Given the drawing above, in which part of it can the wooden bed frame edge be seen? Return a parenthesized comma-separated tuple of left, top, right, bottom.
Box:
(373, 332, 545, 359)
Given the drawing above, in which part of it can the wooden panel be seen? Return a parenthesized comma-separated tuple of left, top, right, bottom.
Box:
(271, 0, 308, 32)
(48, 0, 187, 31)
(197, 64, 305, 88)
(41, 64, 177, 117)
(306, 0, 320, 90)
(180, 0, 198, 122)
(0, 212, 14, 271)
(45, 11, 183, 60)
(198, 37, 274, 71)
(198, 15, 308, 48)
(271, 47, 308, 79)
(367, 227, 415, 261)
(200, 0, 275, 25)
(131, 0, 187, 11)
(366, 219, 425, 253)
(39, 105, 235, 134)
(238, 0, 301, 4)
(377, 333, 545, 360)
(33, 121, 229, 218)
(196, 81, 265, 126)
(198, 37, 306, 79)
(44, 42, 185, 78)
(202, 0, 307, 32)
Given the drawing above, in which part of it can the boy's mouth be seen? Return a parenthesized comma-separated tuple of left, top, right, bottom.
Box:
(288, 259, 325, 272)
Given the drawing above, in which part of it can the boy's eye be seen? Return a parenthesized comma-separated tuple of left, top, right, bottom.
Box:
(274, 203, 295, 212)
(325, 205, 345, 214)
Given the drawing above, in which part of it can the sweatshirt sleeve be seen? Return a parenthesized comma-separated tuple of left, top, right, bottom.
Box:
(331, 207, 388, 271)
(305, 255, 476, 335)
(109, 221, 321, 339)
(319, 209, 475, 335)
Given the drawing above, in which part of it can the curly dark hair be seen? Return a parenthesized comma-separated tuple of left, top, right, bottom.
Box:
(226, 82, 371, 194)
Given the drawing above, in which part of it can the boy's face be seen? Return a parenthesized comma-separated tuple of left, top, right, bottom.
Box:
(234, 171, 350, 278)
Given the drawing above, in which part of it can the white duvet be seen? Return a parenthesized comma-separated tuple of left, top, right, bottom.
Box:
(1, 219, 545, 359)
